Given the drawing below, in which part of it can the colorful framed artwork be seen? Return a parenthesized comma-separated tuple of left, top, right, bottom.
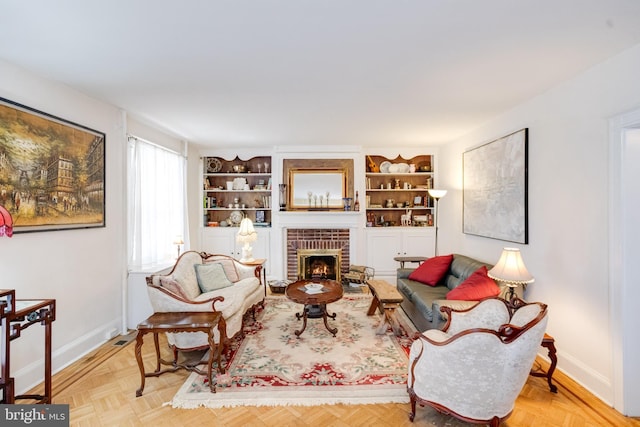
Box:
(0, 97, 106, 233)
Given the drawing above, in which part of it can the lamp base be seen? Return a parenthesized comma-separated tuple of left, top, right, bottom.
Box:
(506, 284, 518, 301)
(240, 244, 254, 263)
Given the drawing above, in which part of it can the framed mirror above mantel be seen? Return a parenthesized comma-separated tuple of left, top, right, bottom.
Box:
(289, 168, 346, 210)
(282, 158, 354, 211)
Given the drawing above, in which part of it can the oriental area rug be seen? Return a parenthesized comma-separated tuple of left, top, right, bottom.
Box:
(169, 295, 416, 409)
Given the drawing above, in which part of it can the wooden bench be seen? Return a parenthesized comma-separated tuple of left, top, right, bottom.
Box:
(366, 279, 404, 336)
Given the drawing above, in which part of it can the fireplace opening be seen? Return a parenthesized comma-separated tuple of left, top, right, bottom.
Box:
(297, 249, 341, 282)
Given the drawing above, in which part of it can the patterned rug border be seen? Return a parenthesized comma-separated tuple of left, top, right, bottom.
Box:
(168, 294, 417, 409)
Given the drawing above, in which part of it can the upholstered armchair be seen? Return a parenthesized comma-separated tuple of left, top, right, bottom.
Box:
(145, 251, 264, 352)
(407, 297, 548, 426)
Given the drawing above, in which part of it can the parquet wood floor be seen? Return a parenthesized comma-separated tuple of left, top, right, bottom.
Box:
(24, 332, 640, 426)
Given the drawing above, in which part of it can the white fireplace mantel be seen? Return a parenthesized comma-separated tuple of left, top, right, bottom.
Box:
(273, 210, 362, 229)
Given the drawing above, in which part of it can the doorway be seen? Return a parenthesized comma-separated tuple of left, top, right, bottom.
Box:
(609, 110, 640, 416)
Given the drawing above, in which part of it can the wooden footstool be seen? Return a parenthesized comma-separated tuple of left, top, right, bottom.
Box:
(366, 279, 404, 336)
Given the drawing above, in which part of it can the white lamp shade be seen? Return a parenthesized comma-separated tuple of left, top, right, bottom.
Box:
(236, 218, 258, 243)
(488, 247, 534, 284)
(427, 189, 447, 199)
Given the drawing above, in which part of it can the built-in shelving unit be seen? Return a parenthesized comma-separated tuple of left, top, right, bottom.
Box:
(203, 155, 272, 227)
(364, 154, 436, 227)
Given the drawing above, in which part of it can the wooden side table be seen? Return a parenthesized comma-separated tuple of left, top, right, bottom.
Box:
(393, 256, 427, 269)
(135, 311, 226, 397)
(1, 289, 56, 404)
(366, 279, 404, 336)
(244, 258, 267, 297)
(530, 333, 558, 393)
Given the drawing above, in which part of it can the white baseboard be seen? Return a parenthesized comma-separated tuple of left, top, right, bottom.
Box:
(545, 348, 614, 406)
(14, 318, 121, 396)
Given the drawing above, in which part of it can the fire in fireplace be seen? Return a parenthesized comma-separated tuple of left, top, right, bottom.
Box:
(297, 249, 341, 282)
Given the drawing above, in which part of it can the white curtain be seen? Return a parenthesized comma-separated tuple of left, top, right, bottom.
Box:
(128, 136, 186, 268)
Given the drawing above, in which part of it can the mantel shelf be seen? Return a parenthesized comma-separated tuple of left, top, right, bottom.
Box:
(278, 210, 361, 214)
(367, 207, 433, 210)
(205, 189, 272, 193)
(205, 172, 271, 177)
(365, 172, 432, 176)
(205, 207, 267, 211)
(366, 188, 432, 192)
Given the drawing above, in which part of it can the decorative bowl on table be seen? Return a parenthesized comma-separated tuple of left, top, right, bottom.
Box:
(305, 283, 323, 291)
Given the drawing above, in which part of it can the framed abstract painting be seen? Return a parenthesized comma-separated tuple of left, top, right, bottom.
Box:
(463, 128, 528, 244)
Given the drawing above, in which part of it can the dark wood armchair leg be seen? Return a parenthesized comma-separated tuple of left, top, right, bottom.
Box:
(409, 396, 416, 422)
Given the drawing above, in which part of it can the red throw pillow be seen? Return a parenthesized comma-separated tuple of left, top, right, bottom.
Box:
(408, 254, 453, 286)
(446, 266, 500, 300)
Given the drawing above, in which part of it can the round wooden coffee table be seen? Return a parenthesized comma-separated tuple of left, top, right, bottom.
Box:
(285, 279, 344, 337)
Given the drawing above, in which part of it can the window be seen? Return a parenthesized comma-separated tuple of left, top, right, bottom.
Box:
(128, 136, 186, 268)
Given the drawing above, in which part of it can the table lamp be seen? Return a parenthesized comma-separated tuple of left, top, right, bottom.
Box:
(173, 235, 184, 258)
(237, 218, 258, 262)
(487, 247, 534, 300)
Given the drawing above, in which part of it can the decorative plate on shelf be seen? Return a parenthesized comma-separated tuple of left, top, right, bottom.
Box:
(380, 161, 391, 173)
(229, 210, 244, 225)
(207, 157, 222, 173)
(396, 163, 410, 173)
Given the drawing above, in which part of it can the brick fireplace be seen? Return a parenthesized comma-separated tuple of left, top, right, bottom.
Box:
(286, 229, 350, 281)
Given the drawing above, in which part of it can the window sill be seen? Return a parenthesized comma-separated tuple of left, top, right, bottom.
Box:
(128, 261, 175, 275)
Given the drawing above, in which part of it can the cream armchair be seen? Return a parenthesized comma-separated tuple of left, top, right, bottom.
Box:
(407, 297, 548, 426)
(146, 251, 264, 351)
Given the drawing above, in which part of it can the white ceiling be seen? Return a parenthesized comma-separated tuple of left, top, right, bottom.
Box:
(2, 1, 640, 148)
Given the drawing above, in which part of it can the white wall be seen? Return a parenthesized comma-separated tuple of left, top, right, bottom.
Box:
(0, 60, 126, 393)
(127, 117, 184, 154)
(438, 43, 640, 407)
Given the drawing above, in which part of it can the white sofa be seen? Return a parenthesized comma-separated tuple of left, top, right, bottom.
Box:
(146, 251, 264, 351)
